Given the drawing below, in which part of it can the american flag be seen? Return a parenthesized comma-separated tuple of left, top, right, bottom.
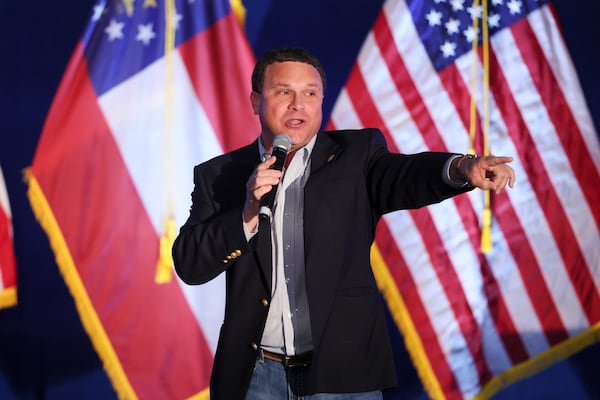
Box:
(0, 164, 17, 310)
(27, 0, 257, 398)
(328, 0, 600, 398)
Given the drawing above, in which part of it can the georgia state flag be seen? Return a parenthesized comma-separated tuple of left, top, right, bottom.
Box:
(27, 0, 258, 398)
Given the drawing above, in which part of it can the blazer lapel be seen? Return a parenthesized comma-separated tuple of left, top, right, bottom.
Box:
(303, 132, 347, 345)
(234, 140, 274, 291)
(304, 131, 343, 259)
(309, 132, 343, 175)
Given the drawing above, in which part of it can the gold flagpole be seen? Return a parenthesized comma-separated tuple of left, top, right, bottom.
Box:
(468, 0, 493, 253)
(155, 0, 176, 283)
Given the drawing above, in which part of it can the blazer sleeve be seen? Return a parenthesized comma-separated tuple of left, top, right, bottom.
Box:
(365, 129, 471, 214)
(172, 162, 252, 285)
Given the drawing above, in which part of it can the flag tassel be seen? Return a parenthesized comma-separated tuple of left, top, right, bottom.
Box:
(481, 192, 492, 253)
(155, 217, 175, 284)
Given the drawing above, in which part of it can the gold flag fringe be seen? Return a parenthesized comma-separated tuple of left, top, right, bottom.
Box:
(371, 244, 445, 400)
(24, 169, 137, 400)
(0, 287, 17, 309)
(475, 322, 600, 399)
(372, 242, 600, 399)
(186, 387, 211, 400)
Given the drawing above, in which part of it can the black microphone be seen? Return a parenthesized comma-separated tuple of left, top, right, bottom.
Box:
(259, 134, 292, 220)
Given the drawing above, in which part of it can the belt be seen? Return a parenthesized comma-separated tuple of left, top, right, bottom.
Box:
(261, 349, 313, 367)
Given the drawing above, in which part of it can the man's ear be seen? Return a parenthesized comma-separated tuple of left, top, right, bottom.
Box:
(250, 91, 260, 115)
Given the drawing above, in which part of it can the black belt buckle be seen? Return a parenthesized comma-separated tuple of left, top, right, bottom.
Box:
(282, 352, 312, 368)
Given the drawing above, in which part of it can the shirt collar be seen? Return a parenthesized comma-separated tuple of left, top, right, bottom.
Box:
(258, 134, 317, 164)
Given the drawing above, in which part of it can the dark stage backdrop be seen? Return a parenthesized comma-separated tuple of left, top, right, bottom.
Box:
(0, 0, 598, 399)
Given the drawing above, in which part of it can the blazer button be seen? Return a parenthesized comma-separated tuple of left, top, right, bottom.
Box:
(261, 298, 269, 307)
(251, 342, 258, 350)
(235, 249, 242, 256)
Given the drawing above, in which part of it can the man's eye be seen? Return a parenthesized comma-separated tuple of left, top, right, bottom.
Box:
(279, 90, 289, 95)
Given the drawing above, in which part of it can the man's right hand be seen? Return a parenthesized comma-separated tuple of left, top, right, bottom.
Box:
(243, 156, 283, 232)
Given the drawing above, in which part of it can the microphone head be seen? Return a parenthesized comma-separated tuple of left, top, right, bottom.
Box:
(272, 134, 292, 152)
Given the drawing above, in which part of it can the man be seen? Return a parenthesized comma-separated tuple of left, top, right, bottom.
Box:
(173, 47, 515, 399)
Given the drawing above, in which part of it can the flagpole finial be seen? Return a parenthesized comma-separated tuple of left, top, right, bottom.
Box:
(230, 0, 247, 27)
(122, 0, 134, 16)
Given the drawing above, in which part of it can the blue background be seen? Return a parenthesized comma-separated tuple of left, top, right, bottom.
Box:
(1, 0, 598, 398)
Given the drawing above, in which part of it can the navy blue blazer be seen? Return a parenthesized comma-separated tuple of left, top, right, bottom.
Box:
(173, 128, 470, 399)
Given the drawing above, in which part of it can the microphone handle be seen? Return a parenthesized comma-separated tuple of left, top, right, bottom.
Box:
(259, 146, 288, 220)
(270, 146, 287, 171)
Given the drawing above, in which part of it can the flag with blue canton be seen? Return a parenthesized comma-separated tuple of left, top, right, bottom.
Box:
(409, 0, 550, 71)
(84, 0, 230, 95)
(27, 0, 259, 398)
(329, 0, 600, 398)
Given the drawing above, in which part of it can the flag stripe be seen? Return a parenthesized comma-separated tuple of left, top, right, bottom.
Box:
(514, 13, 600, 224)
(496, 18, 600, 324)
(374, 15, 552, 361)
(179, 12, 258, 153)
(484, 44, 588, 336)
(0, 164, 16, 297)
(530, 6, 600, 321)
(345, 58, 490, 396)
(442, 28, 576, 345)
(28, 1, 263, 397)
(511, 16, 600, 314)
(97, 43, 228, 354)
(373, 10, 550, 386)
(372, 8, 535, 368)
(375, 220, 461, 396)
(533, 8, 600, 174)
(451, 31, 592, 340)
(0, 212, 16, 292)
(380, 0, 562, 362)
(433, 61, 555, 358)
(438, 9, 591, 341)
(372, 16, 445, 151)
(31, 42, 214, 399)
(331, 67, 466, 395)
(98, 51, 222, 236)
(437, 62, 486, 152)
(328, 0, 600, 398)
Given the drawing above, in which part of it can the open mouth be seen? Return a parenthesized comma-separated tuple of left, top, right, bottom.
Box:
(286, 118, 305, 127)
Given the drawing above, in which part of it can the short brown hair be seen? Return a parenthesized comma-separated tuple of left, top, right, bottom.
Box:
(251, 47, 327, 93)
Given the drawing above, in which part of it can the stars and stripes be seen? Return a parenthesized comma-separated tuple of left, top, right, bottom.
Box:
(414, 0, 550, 71)
(328, 0, 600, 398)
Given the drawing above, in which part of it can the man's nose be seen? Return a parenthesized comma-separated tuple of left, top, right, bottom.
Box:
(290, 94, 305, 110)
